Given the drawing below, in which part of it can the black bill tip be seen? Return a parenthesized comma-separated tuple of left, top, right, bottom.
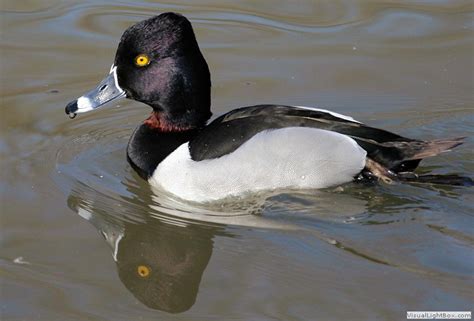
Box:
(65, 100, 78, 119)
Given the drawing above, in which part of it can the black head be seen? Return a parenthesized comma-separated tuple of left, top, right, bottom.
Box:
(115, 13, 212, 128)
(65, 13, 211, 129)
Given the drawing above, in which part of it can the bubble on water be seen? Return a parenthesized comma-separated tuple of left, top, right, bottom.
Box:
(13, 257, 31, 265)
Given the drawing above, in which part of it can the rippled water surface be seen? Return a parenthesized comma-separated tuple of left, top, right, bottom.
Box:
(1, 1, 473, 320)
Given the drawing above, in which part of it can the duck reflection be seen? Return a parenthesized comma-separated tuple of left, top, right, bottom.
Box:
(67, 194, 219, 313)
(113, 220, 213, 313)
(65, 171, 465, 313)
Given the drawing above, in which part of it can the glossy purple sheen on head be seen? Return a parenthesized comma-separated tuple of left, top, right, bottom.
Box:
(112, 12, 212, 130)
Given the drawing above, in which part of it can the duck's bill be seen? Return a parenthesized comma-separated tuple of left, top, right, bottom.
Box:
(65, 66, 126, 118)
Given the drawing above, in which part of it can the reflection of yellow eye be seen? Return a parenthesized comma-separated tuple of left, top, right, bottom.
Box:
(134, 54, 150, 67)
(137, 265, 151, 277)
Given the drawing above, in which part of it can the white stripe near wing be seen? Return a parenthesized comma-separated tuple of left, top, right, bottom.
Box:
(294, 106, 361, 123)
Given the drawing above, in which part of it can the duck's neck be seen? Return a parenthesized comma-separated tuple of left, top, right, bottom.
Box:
(127, 119, 198, 180)
(143, 111, 199, 132)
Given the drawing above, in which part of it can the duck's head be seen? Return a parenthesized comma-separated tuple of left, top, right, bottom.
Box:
(65, 12, 211, 130)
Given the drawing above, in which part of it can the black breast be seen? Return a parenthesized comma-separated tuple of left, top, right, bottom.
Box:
(127, 124, 197, 179)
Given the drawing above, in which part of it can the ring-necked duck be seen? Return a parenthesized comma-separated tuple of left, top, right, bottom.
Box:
(65, 12, 469, 202)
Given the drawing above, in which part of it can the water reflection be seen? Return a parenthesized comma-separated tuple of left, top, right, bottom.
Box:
(67, 192, 221, 313)
(61, 154, 473, 315)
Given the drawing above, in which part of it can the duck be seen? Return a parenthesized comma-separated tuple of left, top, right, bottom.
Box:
(65, 12, 469, 203)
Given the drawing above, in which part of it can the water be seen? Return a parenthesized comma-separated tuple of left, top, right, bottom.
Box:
(1, 0, 473, 320)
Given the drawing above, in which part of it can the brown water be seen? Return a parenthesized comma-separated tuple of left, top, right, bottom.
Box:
(1, 1, 473, 320)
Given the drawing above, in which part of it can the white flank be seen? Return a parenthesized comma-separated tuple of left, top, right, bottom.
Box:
(294, 106, 361, 123)
(150, 127, 367, 202)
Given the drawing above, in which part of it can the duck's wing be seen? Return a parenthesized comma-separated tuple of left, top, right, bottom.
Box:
(189, 105, 463, 172)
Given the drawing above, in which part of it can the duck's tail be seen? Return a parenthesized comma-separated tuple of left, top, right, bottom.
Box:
(354, 137, 466, 173)
(363, 153, 473, 187)
(403, 137, 465, 160)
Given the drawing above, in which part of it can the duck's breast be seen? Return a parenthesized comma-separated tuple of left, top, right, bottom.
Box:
(150, 127, 367, 202)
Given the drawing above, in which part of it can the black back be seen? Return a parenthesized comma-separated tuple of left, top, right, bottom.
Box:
(189, 105, 420, 171)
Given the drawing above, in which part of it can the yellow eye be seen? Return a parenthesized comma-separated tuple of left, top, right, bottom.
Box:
(134, 54, 150, 67)
(137, 265, 151, 277)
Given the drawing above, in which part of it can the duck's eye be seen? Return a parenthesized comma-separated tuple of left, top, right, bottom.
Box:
(137, 265, 151, 277)
(134, 54, 150, 67)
